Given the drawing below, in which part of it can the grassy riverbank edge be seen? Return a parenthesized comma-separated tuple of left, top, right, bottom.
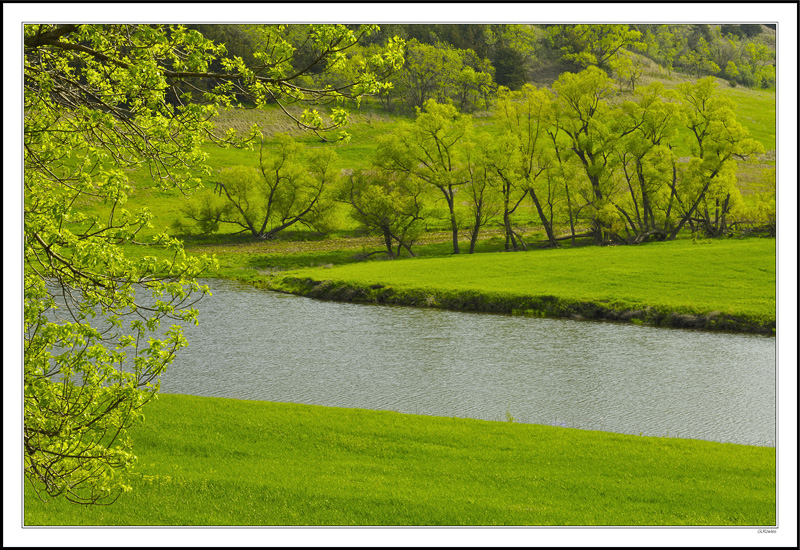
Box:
(251, 237, 776, 335)
(265, 276, 775, 335)
(24, 393, 776, 526)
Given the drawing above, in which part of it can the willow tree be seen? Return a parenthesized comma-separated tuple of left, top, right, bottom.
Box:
(493, 84, 559, 248)
(461, 135, 502, 254)
(613, 82, 683, 243)
(375, 100, 472, 254)
(185, 135, 339, 239)
(23, 23, 403, 504)
(342, 169, 426, 258)
(551, 66, 620, 243)
(670, 77, 764, 238)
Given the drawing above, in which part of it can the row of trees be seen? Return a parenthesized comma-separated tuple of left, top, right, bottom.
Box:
(183, 24, 776, 118)
(357, 23, 539, 90)
(184, 68, 770, 258)
(339, 23, 777, 115)
(546, 24, 776, 89)
(376, 23, 775, 91)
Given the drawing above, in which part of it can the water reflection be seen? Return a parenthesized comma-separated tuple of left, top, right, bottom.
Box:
(159, 279, 776, 446)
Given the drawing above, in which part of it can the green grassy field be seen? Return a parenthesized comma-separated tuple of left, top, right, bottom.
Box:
(272, 237, 776, 326)
(24, 393, 776, 526)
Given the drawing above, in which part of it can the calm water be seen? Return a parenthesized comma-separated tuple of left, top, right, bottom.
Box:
(158, 279, 775, 446)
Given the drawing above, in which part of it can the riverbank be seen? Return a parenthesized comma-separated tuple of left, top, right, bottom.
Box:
(263, 237, 776, 335)
(25, 393, 776, 526)
(270, 276, 774, 334)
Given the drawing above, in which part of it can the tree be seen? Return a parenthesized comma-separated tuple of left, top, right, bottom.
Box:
(670, 77, 764, 238)
(375, 100, 472, 254)
(743, 42, 775, 88)
(483, 132, 531, 251)
(484, 25, 538, 89)
(615, 52, 647, 91)
(187, 135, 338, 239)
(551, 67, 620, 243)
(453, 50, 496, 113)
(462, 136, 502, 253)
(392, 40, 463, 111)
(545, 126, 587, 247)
(652, 25, 687, 78)
(490, 45, 528, 90)
(23, 23, 403, 504)
(492, 85, 559, 248)
(678, 37, 720, 78)
(613, 82, 682, 243)
(548, 24, 645, 74)
(341, 169, 426, 258)
(391, 40, 495, 113)
(740, 24, 764, 38)
(725, 60, 741, 80)
(706, 27, 744, 80)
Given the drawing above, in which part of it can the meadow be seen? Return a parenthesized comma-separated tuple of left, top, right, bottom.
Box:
(24, 393, 776, 526)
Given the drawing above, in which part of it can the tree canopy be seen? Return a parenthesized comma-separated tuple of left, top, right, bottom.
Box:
(23, 23, 403, 504)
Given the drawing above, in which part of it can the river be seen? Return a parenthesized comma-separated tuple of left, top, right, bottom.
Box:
(158, 278, 776, 446)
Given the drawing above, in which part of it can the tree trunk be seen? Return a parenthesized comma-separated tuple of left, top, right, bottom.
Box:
(442, 194, 460, 254)
(565, 183, 577, 247)
(399, 240, 417, 257)
(718, 194, 731, 235)
(450, 211, 460, 254)
(503, 210, 518, 251)
(668, 176, 714, 240)
(382, 228, 396, 258)
(468, 208, 482, 254)
(528, 188, 557, 247)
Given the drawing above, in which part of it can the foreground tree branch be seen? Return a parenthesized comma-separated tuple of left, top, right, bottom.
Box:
(23, 23, 404, 504)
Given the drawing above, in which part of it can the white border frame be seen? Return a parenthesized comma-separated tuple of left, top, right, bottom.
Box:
(4, 3, 797, 548)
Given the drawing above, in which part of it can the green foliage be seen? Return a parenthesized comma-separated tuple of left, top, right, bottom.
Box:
(457, 136, 503, 253)
(375, 100, 473, 253)
(614, 51, 648, 91)
(23, 23, 403, 505)
(634, 24, 775, 89)
(551, 67, 620, 240)
(492, 85, 559, 248)
(483, 25, 539, 89)
(388, 40, 496, 113)
(678, 37, 721, 78)
(26, 394, 776, 526)
(362, 24, 537, 92)
(185, 135, 339, 239)
(215, 25, 404, 125)
(725, 60, 740, 80)
(24, 23, 221, 504)
(548, 24, 645, 74)
(672, 77, 765, 238)
(340, 169, 426, 257)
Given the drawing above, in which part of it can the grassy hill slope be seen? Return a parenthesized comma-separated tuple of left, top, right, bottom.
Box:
(25, 393, 776, 526)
